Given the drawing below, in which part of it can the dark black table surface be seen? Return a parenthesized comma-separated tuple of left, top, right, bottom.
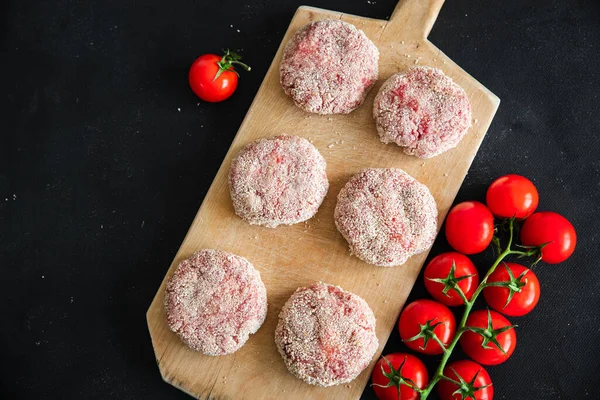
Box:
(2, 0, 600, 398)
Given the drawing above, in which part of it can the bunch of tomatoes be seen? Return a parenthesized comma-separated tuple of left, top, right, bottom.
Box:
(371, 174, 577, 400)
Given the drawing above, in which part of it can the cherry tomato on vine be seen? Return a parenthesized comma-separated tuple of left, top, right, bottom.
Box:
(445, 201, 494, 254)
(371, 353, 428, 400)
(188, 50, 250, 102)
(437, 360, 494, 400)
(424, 252, 479, 306)
(460, 310, 516, 365)
(486, 174, 539, 219)
(520, 211, 576, 264)
(483, 262, 540, 317)
(398, 299, 456, 355)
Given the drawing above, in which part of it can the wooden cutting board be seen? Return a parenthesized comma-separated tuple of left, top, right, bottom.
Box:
(146, 0, 500, 398)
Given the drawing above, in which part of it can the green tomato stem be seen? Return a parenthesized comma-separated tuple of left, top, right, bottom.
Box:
(230, 60, 251, 71)
(455, 283, 470, 306)
(419, 219, 516, 399)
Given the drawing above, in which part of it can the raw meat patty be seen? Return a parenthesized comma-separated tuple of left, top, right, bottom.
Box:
(373, 67, 472, 158)
(280, 19, 379, 114)
(334, 168, 438, 267)
(228, 135, 328, 228)
(164, 249, 267, 356)
(275, 282, 379, 387)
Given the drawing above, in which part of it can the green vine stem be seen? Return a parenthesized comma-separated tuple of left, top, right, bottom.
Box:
(418, 218, 532, 399)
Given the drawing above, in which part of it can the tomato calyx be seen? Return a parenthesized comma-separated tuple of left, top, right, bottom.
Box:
(426, 260, 475, 305)
(404, 318, 447, 352)
(441, 368, 492, 400)
(494, 218, 548, 266)
(463, 309, 517, 354)
(372, 356, 421, 398)
(514, 242, 548, 266)
(212, 49, 251, 82)
(484, 263, 529, 308)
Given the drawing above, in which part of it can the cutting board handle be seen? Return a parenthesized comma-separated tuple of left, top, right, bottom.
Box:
(387, 0, 445, 39)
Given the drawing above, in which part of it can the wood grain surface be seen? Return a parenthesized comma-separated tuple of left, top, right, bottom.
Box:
(147, 0, 500, 398)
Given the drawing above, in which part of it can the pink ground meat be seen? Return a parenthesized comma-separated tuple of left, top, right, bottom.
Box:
(275, 282, 379, 387)
(280, 19, 379, 115)
(373, 67, 472, 158)
(334, 168, 438, 267)
(228, 135, 328, 228)
(165, 249, 267, 356)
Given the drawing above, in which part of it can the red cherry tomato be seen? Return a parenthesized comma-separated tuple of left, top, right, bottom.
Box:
(398, 299, 456, 355)
(460, 310, 516, 365)
(438, 360, 494, 400)
(445, 201, 494, 254)
(188, 50, 250, 102)
(371, 353, 428, 400)
(483, 262, 540, 317)
(424, 252, 479, 306)
(520, 211, 576, 264)
(486, 174, 539, 219)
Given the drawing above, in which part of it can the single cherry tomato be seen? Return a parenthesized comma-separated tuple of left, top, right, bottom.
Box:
(445, 201, 494, 254)
(520, 211, 576, 264)
(460, 310, 516, 365)
(424, 252, 479, 307)
(438, 360, 494, 400)
(188, 49, 250, 102)
(371, 353, 428, 400)
(483, 262, 540, 317)
(398, 299, 456, 355)
(486, 174, 539, 219)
